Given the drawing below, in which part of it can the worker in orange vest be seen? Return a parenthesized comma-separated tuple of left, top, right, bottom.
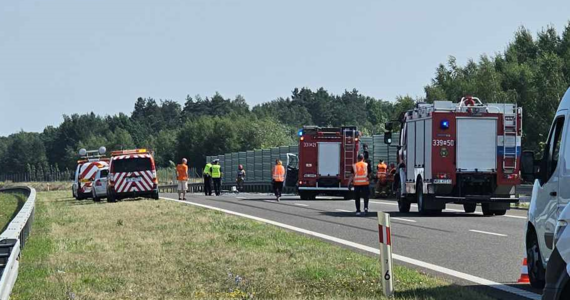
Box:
(376, 160, 388, 195)
(349, 154, 370, 216)
(272, 159, 286, 202)
(176, 158, 189, 200)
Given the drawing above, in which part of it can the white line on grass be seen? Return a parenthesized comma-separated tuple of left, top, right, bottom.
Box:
(469, 230, 508, 237)
(162, 196, 539, 300)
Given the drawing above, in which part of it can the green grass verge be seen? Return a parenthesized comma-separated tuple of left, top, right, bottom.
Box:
(0, 192, 26, 232)
(12, 191, 494, 300)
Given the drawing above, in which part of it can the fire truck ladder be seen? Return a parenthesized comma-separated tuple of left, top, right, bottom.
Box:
(502, 104, 518, 172)
(343, 129, 356, 180)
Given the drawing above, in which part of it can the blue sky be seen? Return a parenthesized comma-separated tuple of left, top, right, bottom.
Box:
(1, 0, 569, 136)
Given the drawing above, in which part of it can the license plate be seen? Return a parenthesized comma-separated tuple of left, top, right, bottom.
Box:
(433, 179, 452, 184)
(127, 177, 141, 183)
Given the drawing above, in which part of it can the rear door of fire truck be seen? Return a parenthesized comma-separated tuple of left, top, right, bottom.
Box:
(456, 117, 497, 172)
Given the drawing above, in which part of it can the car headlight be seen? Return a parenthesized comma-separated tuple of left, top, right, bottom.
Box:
(554, 220, 568, 248)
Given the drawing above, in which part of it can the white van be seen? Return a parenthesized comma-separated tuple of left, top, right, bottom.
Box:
(522, 87, 570, 290)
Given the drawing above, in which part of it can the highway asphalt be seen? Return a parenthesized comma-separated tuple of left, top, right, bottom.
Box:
(162, 192, 541, 299)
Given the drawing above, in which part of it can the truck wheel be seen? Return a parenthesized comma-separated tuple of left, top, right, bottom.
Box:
(398, 198, 411, 213)
(152, 191, 160, 200)
(107, 193, 117, 203)
(482, 204, 493, 216)
(417, 181, 428, 215)
(527, 233, 546, 289)
(299, 192, 309, 200)
(463, 204, 476, 213)
(493, 209, 507, 216)
(343, 192, 353, 200)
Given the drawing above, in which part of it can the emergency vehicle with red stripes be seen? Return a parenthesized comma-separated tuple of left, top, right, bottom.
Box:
(72, 147, 109, 200)
(386, 96, 522, 216)
(106, 149, 159, 202)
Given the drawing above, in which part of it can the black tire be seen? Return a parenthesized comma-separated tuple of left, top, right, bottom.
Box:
(343, 192, 353, 200)
(494, 209, 507, 216)
(463, 203, 476, 213)
(153, 191, 160, 200)
(527, 232, 546, 289)
(107, 192, 117, 203)
(417, 181, 428, 215)
(398, 198, 411, 213)
(482, 204, 493, 216)
(309, 193, 317, 200)
(299, 191, 309, 200)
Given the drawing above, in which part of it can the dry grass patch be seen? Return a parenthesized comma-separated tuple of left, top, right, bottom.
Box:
(12, 191, 495, 300)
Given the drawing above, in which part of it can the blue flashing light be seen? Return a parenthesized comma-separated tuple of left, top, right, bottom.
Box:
(297, 129, 304, 137)
(440, 120, 450, 130)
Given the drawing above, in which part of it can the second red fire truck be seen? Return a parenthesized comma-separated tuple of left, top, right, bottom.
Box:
(295, 126, 360, 200)
(386, 96, 522, 215)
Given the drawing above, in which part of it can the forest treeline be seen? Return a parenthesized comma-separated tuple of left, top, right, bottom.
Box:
(1, 23, 570, 176)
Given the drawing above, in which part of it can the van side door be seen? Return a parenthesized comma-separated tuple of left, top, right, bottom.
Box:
(532, 112, 566, 261)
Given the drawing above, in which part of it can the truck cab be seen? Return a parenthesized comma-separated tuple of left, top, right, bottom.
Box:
(523, 87, 570, 289)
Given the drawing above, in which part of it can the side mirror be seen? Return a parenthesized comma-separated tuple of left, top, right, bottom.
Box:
(384, 131, 392, 145)
(521, 150, 536, 182)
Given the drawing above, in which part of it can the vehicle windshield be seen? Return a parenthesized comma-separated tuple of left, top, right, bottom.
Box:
(100, 169, 109, 178)
(112, 158, 152, 173)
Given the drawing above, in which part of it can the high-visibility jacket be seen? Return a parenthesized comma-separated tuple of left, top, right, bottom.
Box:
(176, 164, 188, 181)
(272, 165, 285, 182)
(211, 165, 222, 178)
(377, 163, 387, 178)
(203, 163, 212, 176)
(353, 161, 369, 186)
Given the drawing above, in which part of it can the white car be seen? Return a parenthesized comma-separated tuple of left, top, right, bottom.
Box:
(522, 86, 570, 289)
(542, 203, 570, 299)
(92, 167, 109, 202)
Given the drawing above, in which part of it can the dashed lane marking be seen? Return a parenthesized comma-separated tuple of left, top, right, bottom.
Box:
(469, 229, 508, 237)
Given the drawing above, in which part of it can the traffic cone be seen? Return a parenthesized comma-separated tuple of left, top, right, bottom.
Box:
(517, 256, 530, 283)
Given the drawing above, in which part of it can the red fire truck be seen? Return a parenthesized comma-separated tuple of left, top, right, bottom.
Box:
(296, 126, 360, 200)
(386, 96, 522, 215)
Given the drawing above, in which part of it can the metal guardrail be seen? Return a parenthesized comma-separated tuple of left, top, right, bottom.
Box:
(158, 181, 296, 194)
(160, 182, 535, 199)
(0, 187, 36, 300)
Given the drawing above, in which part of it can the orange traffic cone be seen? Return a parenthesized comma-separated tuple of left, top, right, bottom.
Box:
(517, 256, 530, 283)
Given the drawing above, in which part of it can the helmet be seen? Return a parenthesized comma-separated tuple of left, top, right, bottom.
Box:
(238, 164, 243, 170)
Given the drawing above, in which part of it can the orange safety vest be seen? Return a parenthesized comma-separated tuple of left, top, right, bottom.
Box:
(377, 163, 387, 176)
(176, 164, 188, 181)
(272, 165, 285, 182)
(353, 161, 369, 186)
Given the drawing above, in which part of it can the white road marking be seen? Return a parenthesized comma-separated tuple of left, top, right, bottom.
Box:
(162, 196, 539, 300)
(294, 203, 309, 207)
(469, 230, 508, 237)
(236, 196, 246, 199)
(370, 200, 398, 206)
(391, 217, 417, 223)
(335, 209, 351, 212)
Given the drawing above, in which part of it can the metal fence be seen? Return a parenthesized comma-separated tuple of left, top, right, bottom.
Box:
(0, 170, 73, 183)
(156, 167, 201, 185)
(0, 187, 36, 300)
(206, 134, 399, 185)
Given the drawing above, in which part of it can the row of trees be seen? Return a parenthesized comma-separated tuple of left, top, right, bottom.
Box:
(0, 91, 406, 176)
(2, 22, 570, 176)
